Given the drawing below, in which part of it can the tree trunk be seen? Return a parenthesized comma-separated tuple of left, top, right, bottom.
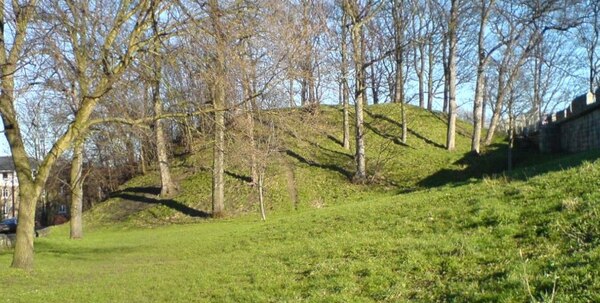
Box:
(427, 38, 434, 111)
(300, 78, 307, 106)
(242, 56, 258, 185)
(393, 0, 407, 143)
(589, 3, 599, 92)
(154, 95, 177, 197)
(6, 119, 41, 270)
(446, 0, 459, 151)
(442, 34, 449, 114)
(289, 79, 295, 107)
(472, 70, 485, 153)
(532, 40, 543, 120)
(11, 182, 39, 270)
(308, 68, 317, 106)
(352, 28, 367, 181)
(370, 59, 379, 105)
(140, 139, 147, 175)
(415, 43, 425, 108)
(209, 0, 226, 216)
(69, 138, 84, 239)
(507, 90, 514, 173)
(341, 11, 351, 150)
(344, 0, 367, 182)
(212, 108, 225, 216)
(152, 13, 177, 198)
(471, 0, 493, 154)
(484, 84, 506, 145)
(182, 117, 194, 154)
(258, 172, 266, 221)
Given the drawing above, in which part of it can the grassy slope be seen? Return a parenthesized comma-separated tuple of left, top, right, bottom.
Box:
(12, 103, 600, 301)
(2, 152, 600, 302)
(85, 103, 506, 226)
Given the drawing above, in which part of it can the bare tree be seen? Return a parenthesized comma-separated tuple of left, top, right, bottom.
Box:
(483, 0, 580, 145)
(392, 0, 408, 143)
(150, 4, 177, 197)
(3, 0, 155, 269)
(207, 0, 227, 216)
(340, 9, 351, 150)
(343, 0, 377, 182)
(69, 136, 85, 239)
(577, 0, 600, 92)
(446, 0, 459, 151)
(471, 0, 501, 154)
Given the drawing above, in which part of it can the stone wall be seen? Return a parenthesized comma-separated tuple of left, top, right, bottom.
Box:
(539, 89, 600, 153)
(559, 108, 600, 152)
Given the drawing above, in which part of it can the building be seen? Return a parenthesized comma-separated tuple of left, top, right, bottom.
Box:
(0, 157, 19, 219)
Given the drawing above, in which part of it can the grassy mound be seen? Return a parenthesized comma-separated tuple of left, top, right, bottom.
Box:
(2, 151, 600, 301)
(85, 104, 507, 226)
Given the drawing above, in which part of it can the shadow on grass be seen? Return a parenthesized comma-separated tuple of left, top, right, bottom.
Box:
(225, 171, 252, 183)
(365, 109, 443, 149)
(430, 111, 471, 138)
(112, 187, 210, 218)
(407, 128, 445, 149)
(35, 242, 143, 260)
(510, 149, 600, 181)
(418, 143, 509, 188)
(365, 109, 402, 128)
(418, 141, 600, 188)
(285, 149, 352, 179)
(327, 134, 344, 147)
(364, 122, 408, 146)
(308, 137, 354, 159)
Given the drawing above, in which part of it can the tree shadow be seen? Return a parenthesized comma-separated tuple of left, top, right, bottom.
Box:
(416, 142, 600, 189)
(327, 134, 344, 147)
(429, 111, 471, 138)
(112, 187, 210, 218)
(364, 109, 443, 149)
(418, 143, 509, 188)
(364, 122, 408, 146)
(509, 149, 600, 181)
(407, 128, 445, 149)
(365, 109, 402, 128)
(122, 186, 161, 195)
(34, 242, 144, 260)
(225, 170, 252, 183)
(307, 137, 354, 159)
(285, 149, 353, 179)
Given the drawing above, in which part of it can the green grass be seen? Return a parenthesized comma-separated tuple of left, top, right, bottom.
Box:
(86, 103, 507, 226)
(3, 153, 600, 301)
(4, 104, 598, 301)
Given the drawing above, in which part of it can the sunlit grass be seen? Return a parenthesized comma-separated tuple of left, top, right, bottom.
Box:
(2, 154, 600, 301)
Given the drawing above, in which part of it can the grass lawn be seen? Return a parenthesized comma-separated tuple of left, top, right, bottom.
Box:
(2, 104, 599, 302)
(2, 154, 600, 302)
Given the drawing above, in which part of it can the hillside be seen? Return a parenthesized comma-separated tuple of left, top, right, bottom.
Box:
(85, 103, 507, 226)
(2, 149, 600, 301)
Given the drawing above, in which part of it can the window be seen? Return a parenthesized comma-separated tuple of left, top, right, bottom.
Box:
(58, 204, 67, 214)
(3, 188, 8, 199)
(2, 173, 7, 179)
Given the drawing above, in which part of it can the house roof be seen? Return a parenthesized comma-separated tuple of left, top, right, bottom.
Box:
(0, 156, 15, 171)
(0, 156, 39, 172)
